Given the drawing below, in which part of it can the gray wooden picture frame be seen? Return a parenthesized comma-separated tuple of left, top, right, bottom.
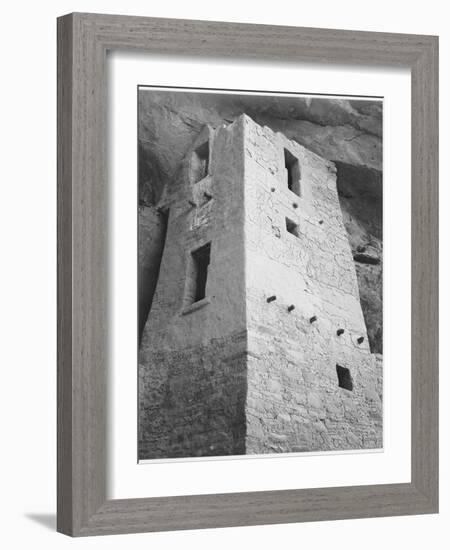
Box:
(57, 12, 439, 537)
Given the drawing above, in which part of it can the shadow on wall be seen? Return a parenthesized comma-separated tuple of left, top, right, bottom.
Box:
(138, 206, 169, 342)
(25, 513, 56, 531)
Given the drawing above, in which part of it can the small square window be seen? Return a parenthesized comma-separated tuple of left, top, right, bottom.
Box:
(286, 217, 300, 238)
(336, 365, 353, 391)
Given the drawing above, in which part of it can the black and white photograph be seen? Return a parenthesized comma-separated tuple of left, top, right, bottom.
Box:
(1, 0, 443, 544)
(138, 88, 383, 460)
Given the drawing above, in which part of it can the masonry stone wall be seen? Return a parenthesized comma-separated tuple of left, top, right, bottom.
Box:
(139, 332, 248, 458)
(139, 114, 382, 460)
(242, 116, 382, 452)
(139, 118, 249, 459)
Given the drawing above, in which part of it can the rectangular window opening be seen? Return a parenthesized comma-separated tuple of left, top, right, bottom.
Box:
(336, 364, 353, 391)
(186, 242, 211, 304)
(191, 141, 210, 183)
(286, 217, 300, 238)
(284, 148, 301, 196)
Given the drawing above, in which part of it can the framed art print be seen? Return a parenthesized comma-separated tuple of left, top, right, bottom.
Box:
(137, 87, 383, 462)
(57, 13, 438, 536)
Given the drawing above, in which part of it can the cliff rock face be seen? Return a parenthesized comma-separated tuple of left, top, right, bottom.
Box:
(138, 91, 382, 353)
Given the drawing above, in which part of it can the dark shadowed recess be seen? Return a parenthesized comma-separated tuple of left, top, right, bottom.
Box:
(335, 161, 382, 353)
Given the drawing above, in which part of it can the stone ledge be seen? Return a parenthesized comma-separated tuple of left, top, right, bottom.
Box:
(181, 297, 211, 316)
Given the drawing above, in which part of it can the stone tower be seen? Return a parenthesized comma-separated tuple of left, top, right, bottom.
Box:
(139, 114, 382, 460)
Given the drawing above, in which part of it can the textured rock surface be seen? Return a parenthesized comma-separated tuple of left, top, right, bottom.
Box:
(139, 90, 383, 352)
(138, 205, 168, 341)
(335, 162, 383, 353)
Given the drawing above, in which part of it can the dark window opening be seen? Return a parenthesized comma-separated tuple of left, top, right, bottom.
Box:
(187, 243, 211, 304)
(191, 141, 210, 183)
(286, 217, 300, 238)
(336, 365, 353, 391)
(284, 148, 301, 196)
